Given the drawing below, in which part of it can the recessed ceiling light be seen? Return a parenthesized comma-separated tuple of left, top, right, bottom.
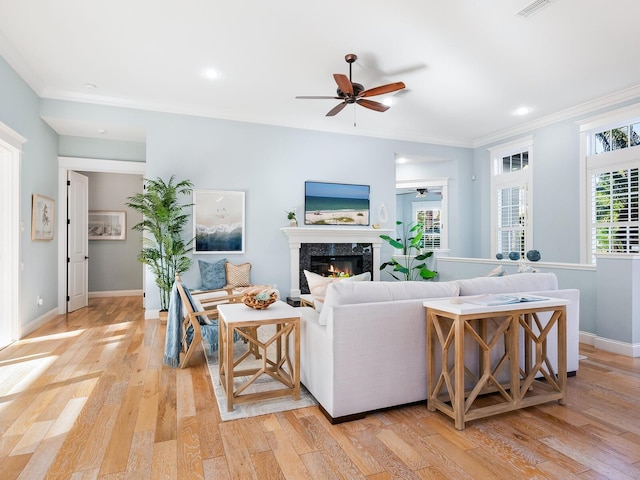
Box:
(84, 83, 97, 89)
(396, 157, 408, 164)
(382, 98, 395, 107)
(514, 106, 531, 116)
(97, 129, 107, 135)
(202, 68, 219, 80)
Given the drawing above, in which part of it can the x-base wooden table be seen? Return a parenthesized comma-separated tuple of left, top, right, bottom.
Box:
(217, 301, 300, 412)
(424, 297, 568, 430)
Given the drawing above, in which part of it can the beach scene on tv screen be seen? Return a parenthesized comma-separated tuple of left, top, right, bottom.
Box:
(305, 181, 370, 225)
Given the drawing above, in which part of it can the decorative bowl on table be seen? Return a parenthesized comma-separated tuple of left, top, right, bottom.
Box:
(242, 289, 278, 309)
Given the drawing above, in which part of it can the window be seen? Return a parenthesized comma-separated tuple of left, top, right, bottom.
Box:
(594, 122, 640, 153)
(490, 137, 533, 259)
(590, 167, 639, 257)
(416, 207, 441, 249)
(580, 104, 640, 263)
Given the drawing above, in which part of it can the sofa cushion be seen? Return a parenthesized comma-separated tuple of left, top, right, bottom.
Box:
(318, 280, 457, 326)
(304, 270, 371, 311)
(456, 272, 558, 296)
(198, 258, 227, 290)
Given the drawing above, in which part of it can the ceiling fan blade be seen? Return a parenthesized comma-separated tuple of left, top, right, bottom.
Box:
(333, 73, 353, 96)
(326, 102, 348, 116)
(295, 96, 342, 99)
(359, 81, 406, 97)
(356, 99, 390, 112)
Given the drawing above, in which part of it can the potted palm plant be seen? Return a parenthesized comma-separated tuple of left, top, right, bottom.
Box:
(380, 220, 437, 281)
(126, 176, 194, 316)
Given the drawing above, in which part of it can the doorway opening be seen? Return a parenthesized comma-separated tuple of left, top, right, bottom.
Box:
(57, 157, 146, 314)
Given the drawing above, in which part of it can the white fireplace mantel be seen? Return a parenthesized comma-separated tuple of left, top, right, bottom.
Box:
(281, 226, 393, 298)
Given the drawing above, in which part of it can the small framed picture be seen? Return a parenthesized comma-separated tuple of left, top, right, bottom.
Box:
(88, 210, 127, 240)
(31, 194, 55, 241)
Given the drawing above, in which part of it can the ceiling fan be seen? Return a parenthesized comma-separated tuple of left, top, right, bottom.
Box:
(296, 54, 406, 117)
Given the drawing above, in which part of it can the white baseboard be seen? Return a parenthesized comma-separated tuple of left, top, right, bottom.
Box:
(19, 307, 58, 339)
(580, 330, 640, 357)
(579, 331, 596, 346)
(89, 289, 143, 298)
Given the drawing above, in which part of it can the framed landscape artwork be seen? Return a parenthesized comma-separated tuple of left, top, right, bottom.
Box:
(88, 210, 126, 240)
(194, 190, 245, 253)
(304, 181, 370, 226)
(31, 193, 55, 241)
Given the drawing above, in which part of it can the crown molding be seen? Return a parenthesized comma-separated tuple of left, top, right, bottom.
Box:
(473, 84, 640, 148)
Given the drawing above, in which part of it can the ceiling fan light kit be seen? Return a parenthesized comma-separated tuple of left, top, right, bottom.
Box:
(296, 54, 406, 117)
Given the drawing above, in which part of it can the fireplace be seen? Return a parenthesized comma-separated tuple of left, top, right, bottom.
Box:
(281, 226, 392, 297)
(300, 243, 371, 293)
(310, 255, 363, 277)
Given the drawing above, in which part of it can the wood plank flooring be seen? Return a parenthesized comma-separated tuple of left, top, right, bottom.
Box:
(1, 295, 639, 479)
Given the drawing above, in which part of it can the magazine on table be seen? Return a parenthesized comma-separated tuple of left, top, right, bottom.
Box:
(466, 294, 549, 306)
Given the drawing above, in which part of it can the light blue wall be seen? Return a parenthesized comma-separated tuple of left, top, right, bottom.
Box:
(473, 98, 640, 262)
(0, 56, 59, 331)
(395, 148, 475, 257)
(59, 136, 146, 162)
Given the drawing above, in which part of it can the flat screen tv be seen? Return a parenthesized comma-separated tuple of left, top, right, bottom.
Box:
(304, 181, 370, 226)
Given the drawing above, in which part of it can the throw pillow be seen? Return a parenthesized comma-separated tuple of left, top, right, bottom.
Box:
(199, 258, 227, 290)
(304, 270, 371, 312)
(226, 262, 252, 288)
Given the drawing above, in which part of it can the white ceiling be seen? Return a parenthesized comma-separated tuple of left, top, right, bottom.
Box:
(2, 0, 639, 147)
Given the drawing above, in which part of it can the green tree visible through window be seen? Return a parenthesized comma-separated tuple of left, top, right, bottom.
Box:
(593, 168, 639, 254)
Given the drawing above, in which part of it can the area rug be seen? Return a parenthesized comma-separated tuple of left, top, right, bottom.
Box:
(204, 331, 317, 421)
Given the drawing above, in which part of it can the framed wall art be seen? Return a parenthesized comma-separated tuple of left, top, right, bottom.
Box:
(88, 210, 126, 240)
(304, 181, 370, 225)
(31, 193, 55, 241)
(194, 190, 245, 253)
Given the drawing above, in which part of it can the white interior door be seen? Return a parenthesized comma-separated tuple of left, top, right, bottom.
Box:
(0, 135, 21, 348)
(67, 171, 88, 312)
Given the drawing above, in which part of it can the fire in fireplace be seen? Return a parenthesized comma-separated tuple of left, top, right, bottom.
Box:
(310, 255, 364, 278)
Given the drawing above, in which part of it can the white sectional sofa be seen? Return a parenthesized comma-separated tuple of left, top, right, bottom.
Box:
(297, 272, 580, 423)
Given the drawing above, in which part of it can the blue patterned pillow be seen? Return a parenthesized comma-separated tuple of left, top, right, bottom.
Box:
(199, 258, 227, 290)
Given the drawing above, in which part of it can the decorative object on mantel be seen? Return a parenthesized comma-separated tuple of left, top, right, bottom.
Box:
(243, 288, 279, 309)
(286, 208, 298, 227)
(380, 220, 437, 281)
(378, 203, 388, 227)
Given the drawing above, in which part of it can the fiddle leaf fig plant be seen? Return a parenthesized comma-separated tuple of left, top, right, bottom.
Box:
(380, 220, 437, 281)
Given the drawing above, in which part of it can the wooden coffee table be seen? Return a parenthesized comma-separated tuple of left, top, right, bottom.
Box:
(217, 301, 300, 412)
(424, 297, 568, 430)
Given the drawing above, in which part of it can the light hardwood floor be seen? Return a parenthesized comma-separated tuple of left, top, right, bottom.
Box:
(1, 295, 640, 479)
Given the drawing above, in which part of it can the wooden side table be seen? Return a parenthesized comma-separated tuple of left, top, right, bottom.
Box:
(217, 301, 300, 412)
(424, 297, 568, 430)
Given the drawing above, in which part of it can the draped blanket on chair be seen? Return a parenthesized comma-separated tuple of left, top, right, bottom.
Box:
(163, 282, 183, 368)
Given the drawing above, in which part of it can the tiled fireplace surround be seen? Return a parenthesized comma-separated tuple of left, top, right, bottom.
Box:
(281, 227, 392, 298)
